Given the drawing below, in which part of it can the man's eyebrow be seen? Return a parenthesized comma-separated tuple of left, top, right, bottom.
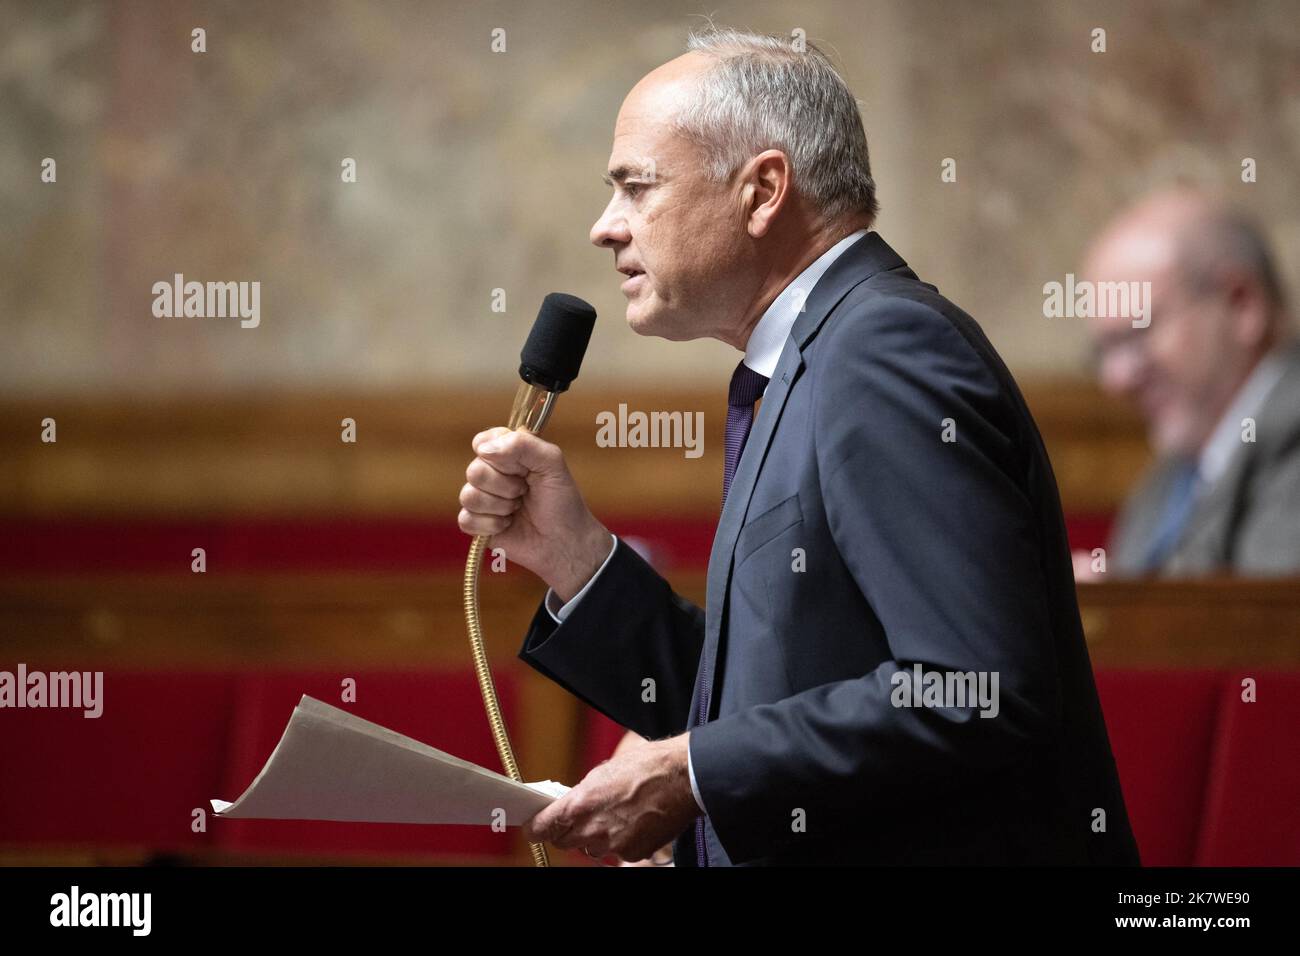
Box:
(602, 164, 652, 187)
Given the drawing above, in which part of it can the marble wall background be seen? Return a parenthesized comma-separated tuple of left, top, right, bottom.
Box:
(2, 0, 1297, 395)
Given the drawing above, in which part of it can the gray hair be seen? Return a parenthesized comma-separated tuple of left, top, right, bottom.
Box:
(673, 27, 880, 227)
(1176, 205, 1286, 312)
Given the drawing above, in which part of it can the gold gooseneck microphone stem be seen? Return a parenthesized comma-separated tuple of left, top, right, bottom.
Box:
(463, 381, 557, 868)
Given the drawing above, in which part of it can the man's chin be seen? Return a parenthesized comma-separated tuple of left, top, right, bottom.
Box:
(625, 303, 698, 342)
(625, 303, 664, 337)
(1150, 416, 1201, 460)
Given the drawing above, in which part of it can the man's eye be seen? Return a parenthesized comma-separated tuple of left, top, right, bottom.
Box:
(623, 182, 643, 197)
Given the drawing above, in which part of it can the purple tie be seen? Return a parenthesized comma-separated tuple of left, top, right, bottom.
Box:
(721, 360, 770, 507)
(694, 359, 769, 866)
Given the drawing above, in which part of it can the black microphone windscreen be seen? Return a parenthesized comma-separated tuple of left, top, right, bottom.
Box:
(519, 293, 597, 392)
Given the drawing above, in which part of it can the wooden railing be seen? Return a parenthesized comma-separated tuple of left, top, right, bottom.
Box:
(0, 381, 1148, 518)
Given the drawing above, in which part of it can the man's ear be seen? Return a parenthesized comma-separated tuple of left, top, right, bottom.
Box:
(1225, 270, 1273, 350)
(742, 149, 793, 239)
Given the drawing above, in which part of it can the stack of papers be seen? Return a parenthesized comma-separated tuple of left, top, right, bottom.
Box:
(211, 695, 569, 826)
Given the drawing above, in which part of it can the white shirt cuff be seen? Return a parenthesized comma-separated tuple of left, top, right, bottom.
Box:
(544, 532, 618, 623)
(686, 736, 707, 814)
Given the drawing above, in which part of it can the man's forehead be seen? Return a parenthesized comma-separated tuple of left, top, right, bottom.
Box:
(1087, 228, 1178, 282)
(611, 98, 674, 152)
(623, 52, 709, 114)
(603, 58, 709, 184)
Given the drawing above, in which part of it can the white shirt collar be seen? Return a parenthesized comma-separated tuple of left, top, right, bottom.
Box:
(1198, 346, 1290, 486)
(742, 227, 870, 381)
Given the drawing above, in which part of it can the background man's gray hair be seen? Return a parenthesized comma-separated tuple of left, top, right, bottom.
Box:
(1176, 204, 1287, 315)
(676, 27, 880, 228)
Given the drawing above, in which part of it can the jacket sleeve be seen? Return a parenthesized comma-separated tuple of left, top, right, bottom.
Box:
(517, 536, 706, 740)
(687, 296, 1063, 864)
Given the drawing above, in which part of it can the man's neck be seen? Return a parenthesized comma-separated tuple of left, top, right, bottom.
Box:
(729, 218, 871, 352)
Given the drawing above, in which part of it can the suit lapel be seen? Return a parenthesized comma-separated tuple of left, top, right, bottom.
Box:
(690, 231, 909, 723)
(1171, 340, 1300, 570)
(697, 341, 804, 718)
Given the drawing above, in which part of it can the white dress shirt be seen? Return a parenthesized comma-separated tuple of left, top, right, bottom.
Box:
(543, 227, 871, 815)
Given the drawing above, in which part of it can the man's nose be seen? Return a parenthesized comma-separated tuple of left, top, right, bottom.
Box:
(1100, 347, 1146, 398)
(590, 197, 630, 248)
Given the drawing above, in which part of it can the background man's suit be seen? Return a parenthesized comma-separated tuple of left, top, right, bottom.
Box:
(518, 231, 1140, 866)
(1109, 339, 1300, 576)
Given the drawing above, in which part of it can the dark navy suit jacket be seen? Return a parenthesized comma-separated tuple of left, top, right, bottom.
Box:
(518, 231, 1140, 866)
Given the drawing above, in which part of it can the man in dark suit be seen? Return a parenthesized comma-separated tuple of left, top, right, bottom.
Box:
(1082, 188, 1300, 577)
(458, 28, 1138, 866)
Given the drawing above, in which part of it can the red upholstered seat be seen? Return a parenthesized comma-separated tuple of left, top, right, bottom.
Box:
(1195, 672, 1300, 865)
(6, 665, 1297, 865)
(0, 668, 522, 861)
(0, 670, 235, 855)
(1093, 670, 1224, 866)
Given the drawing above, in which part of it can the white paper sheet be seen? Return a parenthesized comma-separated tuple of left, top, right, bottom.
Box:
(210, 695, 569, 826)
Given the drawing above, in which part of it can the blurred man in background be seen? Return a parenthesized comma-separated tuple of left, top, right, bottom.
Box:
(1082, 188, 1300, 577)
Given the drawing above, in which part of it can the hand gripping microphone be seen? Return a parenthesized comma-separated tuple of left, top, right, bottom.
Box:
(463, 293, 596, 868)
